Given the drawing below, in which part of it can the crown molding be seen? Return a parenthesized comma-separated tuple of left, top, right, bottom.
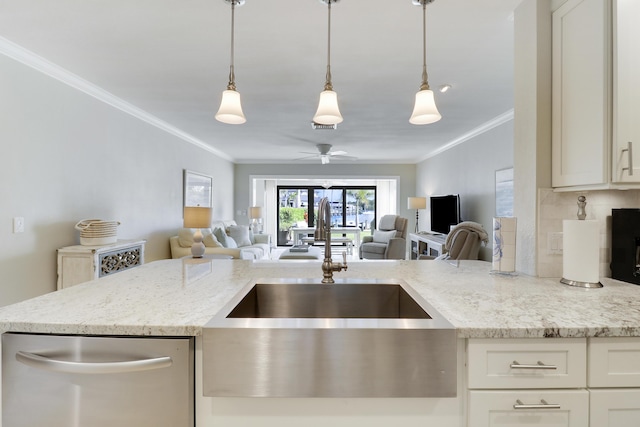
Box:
(0, 36, 233, 162)
(418, 109, 515, 162)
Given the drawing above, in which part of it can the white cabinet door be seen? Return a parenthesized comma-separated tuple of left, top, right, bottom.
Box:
(552, 0, 611, 188)
(588, 337, 640, 387)
(612, 0, 640, 182)
(468, 390, 589, 427)
(590, 389, 640, 426)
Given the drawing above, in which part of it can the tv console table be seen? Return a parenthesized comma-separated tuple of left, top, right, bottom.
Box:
(409, 233, 446, 259)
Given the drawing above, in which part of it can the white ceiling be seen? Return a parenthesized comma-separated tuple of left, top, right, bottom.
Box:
(0, 0, 521, 164)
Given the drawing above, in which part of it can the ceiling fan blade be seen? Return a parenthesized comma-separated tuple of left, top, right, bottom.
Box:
(330, 154, 358, 161)
(293, 154, 320, 161)
(329, 150, 348, 156)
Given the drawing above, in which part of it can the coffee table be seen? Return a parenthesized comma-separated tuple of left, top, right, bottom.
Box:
(278, 246, 323, 260)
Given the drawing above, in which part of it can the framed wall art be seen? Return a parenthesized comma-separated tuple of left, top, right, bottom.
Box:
(183, 170, 213, 208)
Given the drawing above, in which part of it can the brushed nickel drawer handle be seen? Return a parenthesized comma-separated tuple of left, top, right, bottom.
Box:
(510, 360, 557, 370)
(514, 399, 561, 410)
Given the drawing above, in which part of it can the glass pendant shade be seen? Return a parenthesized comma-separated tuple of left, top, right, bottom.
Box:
(313, 90, 343, 125)
(215, 89, 246, 125)
(409, 89, 441, 125)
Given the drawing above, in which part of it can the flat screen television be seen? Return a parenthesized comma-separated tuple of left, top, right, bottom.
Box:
(430, 194, 460, 235)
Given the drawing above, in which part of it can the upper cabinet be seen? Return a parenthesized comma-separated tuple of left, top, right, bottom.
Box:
(552, 0, 611, 189)
(552, 0, 640, 189)
(612, 0, 640, 182)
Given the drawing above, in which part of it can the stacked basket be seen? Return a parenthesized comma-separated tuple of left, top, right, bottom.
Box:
(75, 219, 120, 246)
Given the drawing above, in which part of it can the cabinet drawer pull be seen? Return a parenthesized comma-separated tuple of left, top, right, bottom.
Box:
(510, 360, 557, 370)
(513, 399, 561, 410)
(622, 141, 634, 176)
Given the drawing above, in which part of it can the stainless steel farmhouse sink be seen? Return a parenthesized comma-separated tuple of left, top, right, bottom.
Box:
(202, 278, 456, 398)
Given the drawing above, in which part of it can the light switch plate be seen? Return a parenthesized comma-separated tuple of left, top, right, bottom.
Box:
(13, 217, 24, 233)
(547, 232, 563, 254)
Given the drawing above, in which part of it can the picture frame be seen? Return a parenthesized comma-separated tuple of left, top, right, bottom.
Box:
(183, 170, 213, 208)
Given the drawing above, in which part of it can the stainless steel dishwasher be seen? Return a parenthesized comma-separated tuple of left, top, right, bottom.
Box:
(2, 333, 194, 427)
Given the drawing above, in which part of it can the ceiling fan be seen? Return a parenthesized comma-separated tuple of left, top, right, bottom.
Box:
(296, 144, 357, 164)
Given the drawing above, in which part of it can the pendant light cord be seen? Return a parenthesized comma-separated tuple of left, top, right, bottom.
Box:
(420, 1, 430, 91)
(227, 0, 237, 90)
(324, 0, 333, 91)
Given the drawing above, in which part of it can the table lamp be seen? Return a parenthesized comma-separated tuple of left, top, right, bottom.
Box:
(183, 206, 212, 258)
(248, 206, 263, 233)
(408, 197, 427, 233)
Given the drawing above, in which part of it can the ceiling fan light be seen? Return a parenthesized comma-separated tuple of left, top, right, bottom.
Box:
(215, 89, 246, 124)
(313, 90, 343, 125)
(409, 89, 441, 125)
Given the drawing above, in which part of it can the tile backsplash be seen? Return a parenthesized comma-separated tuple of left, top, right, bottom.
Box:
(537, 188, 640, 278)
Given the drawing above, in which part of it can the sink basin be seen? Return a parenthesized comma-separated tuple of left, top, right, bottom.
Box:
(202, 278, 456, 398)
(226, 282, 432, 319)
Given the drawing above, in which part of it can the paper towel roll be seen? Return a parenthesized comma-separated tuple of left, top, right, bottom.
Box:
(562, 220, 599, 284)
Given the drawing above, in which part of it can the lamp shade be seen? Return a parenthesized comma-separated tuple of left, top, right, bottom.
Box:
(313, 90, 343, 125)
(215, 90, 246, 124)
(409, 89, 441, 125)
(408, 197, 427, 210)
(183, 206, 212, 229)
(248, 206, 263, 220)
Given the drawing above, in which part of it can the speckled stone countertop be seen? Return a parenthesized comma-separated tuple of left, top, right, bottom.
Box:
(0, 259, 639, 338)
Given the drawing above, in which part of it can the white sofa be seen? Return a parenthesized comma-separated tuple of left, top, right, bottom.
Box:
(170, 220, 271, 260)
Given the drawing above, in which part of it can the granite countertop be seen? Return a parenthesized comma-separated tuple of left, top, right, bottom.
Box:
(0, 258, 639, 339)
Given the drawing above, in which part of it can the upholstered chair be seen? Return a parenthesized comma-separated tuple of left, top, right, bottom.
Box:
(359, 215, 408, 260)
(419, 221, 488, 260)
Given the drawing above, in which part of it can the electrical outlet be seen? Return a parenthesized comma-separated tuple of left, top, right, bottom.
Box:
(547, 232, 563, 254)
(13, 217, 24, 233)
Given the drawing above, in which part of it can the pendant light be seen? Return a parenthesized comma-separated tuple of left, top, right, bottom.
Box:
(313, 0, 343, 125)
(215, 0, 246, 125)
(409, 0, 442, 125)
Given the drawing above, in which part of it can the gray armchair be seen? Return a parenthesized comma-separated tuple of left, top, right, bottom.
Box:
(359, 215, 408, 260)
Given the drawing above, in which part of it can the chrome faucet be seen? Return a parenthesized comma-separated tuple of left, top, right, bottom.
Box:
(315, 197, 348, 283)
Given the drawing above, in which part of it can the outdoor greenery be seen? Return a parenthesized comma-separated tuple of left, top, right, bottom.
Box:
(278, 207, 306, 231)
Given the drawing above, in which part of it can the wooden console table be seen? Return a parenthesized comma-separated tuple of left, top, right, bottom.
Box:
(409, 233, 446, 259)
(57, 239, 146, 290)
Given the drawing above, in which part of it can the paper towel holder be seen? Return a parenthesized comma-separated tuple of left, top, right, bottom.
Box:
(560, 277, 603, 288)
(560, 196, 603, 288)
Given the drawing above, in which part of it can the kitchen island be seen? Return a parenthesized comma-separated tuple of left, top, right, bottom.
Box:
(1, 258, 640, 426)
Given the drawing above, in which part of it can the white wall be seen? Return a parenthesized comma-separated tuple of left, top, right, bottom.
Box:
(416, 121, 514, 262)
(0, 55, 234, 306)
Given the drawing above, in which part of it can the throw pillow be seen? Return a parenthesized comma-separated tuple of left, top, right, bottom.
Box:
(372, 229, 396, 244)
(213, 227, 231, 247)
(203, 232, 222, 248)
(228, 225, 252, 247)
(225, 235, 238, 249)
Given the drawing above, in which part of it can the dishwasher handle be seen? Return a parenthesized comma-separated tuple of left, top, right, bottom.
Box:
(16, 351, 173, 374)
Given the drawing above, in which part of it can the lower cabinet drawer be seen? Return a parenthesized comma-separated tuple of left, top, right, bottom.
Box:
(590, 389, 640, 426)
(468, 390, 589, 427)
(589, 337, 640, 387)
(468, 338, 586, 389)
